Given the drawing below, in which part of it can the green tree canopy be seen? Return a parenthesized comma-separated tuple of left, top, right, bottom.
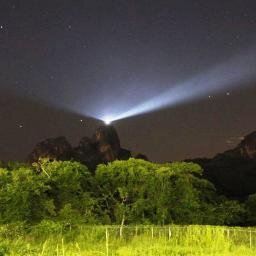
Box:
(95, 158, 216, 225)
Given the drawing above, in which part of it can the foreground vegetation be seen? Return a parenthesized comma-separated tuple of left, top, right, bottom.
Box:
(0, 223, 256, 255)
(1, 158, 255, 226)
(1, 158, 256, 254)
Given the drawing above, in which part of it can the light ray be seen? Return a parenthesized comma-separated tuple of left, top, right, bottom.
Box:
(98, 49, 256, 123)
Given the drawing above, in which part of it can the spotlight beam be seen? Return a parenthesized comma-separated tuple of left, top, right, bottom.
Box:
(100, 49, 256, 123)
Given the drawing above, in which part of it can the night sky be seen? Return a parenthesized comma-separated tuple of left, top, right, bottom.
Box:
(0, 0, 256, 162)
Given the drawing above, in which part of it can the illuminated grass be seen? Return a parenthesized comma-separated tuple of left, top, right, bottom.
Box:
(0, 224, 256, 255)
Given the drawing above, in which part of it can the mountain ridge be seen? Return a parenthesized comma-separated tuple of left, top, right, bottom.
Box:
(27, 125, 256, 199)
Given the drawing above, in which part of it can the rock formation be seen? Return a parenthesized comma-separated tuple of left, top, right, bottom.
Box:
(27, 125, 137, 170)
(190, 131, 256, 199)
(27, 136, 72, 163)
(92, 126, 122, 162)
(221, 131, 256, 159)
(72, 136, 102, 171)
(27, 125, 256, 199)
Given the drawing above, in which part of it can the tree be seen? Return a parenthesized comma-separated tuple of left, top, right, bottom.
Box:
(95, 159, 155, 224)
(245, 193, 256, 225)
(0, 159, 97, 224)
(0, 166, 49, 222)
(95, 158, 213, 225)
(33, 159, 97, 223)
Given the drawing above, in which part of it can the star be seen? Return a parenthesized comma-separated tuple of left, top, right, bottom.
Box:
(68, 25, 72, 30)
(0, 25, 3, 29)
(226, 92, 230, 96)
(18, 124, 23, 128)
(80, 119, 86, 125)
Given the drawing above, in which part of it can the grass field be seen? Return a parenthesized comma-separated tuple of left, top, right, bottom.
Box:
(0, 223, 256, 255)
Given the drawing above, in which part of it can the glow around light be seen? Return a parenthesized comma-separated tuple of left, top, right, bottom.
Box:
(104, 119, 111, 125)
(102, 116, 113, 125)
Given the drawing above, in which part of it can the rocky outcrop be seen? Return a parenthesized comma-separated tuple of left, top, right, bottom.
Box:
(222, 131, 256, 159)
(190, 131, 256, 199)
(26, 125, 256, 199)
(27, 136, 72, 163)
(134, 153, 148, 161)
(92, 126, 121, 162)
(27, 125, 138, 170)
(72, 136, 102, 171)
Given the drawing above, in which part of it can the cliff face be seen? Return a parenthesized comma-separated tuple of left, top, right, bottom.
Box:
(72, 136, 102, 171)
(93, 126, 121, 162)
(27, 136, 72, 163)
(192, 131, 256, 199)
(222, 131, 256, 159)
(27, 125, 144, 170)
(241, 132, 256, 159)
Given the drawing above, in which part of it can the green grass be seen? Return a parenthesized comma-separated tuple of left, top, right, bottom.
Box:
(0, 223, 255, 255)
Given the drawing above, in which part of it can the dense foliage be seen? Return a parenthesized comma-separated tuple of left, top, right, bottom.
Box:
(0, 158, 252, 226)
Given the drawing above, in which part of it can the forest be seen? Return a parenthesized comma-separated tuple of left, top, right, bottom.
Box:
(0, 158, 255, 227)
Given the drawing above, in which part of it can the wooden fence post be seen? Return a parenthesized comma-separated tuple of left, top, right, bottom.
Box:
(151, 227, 154, 238)
(106, 227, 109, 256)
(227, 229, 230, 240)
(249, 230, 252, 249)
(168, 227, 171, 240)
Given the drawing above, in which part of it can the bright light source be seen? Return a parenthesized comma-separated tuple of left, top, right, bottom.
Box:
(102, 116, 113, 125)
(104, 119, 111, 125)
